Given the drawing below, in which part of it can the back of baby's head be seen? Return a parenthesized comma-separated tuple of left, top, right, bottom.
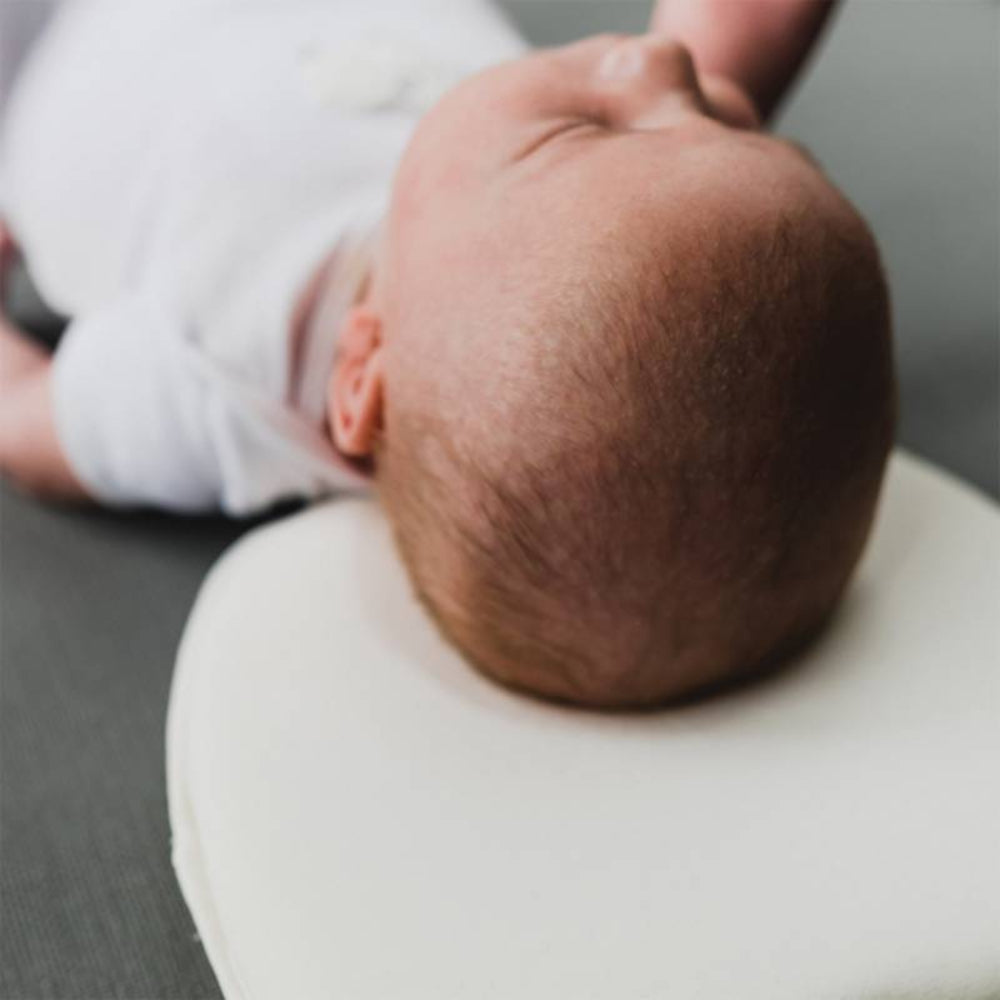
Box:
(374, 162, 894, 708)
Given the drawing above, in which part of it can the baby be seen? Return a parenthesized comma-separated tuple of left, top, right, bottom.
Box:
(0, 0, 895, 708)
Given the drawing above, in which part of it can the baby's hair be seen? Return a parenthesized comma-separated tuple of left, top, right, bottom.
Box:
(374, 181, 894, 708)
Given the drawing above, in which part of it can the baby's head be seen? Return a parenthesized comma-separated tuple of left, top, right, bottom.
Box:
(329, 34, 895, 708)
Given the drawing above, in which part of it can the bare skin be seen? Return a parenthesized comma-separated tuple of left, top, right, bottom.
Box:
(0, 0, 841, 504)
(0, 223, 87, 500)
(651, 0, 837, 120)
(328, 16, 843, 465)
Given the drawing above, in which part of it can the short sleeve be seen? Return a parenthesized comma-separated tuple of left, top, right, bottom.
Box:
(51, 292, 224, 512)
(51, 289, 374, 515)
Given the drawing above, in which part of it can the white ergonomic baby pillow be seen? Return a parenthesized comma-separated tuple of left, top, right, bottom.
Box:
(167, 451, 1000, 1000)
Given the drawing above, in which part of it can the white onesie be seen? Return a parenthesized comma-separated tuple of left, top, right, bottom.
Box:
(0, 0, 526, 513)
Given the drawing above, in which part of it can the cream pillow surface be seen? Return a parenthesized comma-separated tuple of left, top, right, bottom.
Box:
(167, 451, 1000, 1000)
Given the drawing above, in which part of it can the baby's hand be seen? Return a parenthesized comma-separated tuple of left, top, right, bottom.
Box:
(651, 0, 838, 121)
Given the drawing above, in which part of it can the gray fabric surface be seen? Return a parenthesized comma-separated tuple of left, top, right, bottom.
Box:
(775, 0, 999, 498)
(2, 3, 997, 999)
(1, 488, 247, 999)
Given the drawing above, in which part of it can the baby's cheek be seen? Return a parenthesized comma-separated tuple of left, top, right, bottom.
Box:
(391, 140, 433, 226)
(392, 130, 465, 231)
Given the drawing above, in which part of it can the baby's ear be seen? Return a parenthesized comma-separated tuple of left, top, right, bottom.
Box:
(328, 306, 384, 457)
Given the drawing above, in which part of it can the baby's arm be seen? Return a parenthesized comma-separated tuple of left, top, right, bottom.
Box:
(651, 0, 838, 120)
(0, 226, 89, 500)
(0, 331, 89, 501)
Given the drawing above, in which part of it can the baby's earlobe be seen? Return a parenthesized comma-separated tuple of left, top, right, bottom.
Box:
(328, 308, 385, 458)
